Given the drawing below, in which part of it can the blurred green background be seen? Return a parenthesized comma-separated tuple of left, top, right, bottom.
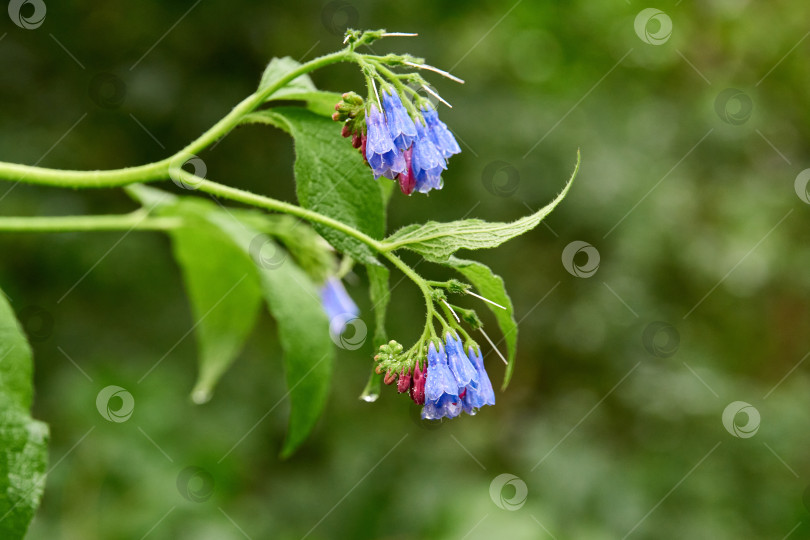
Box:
(2, 0, 810, 538)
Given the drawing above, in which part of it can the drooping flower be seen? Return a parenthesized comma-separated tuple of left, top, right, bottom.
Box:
(422, 106, 461, 159)
(424, 342, 457, 402)
(462, 346, 495, 414)
(382, 88, 417, 151)
(422, 342, 461, 420)
(364, 103, 406, 180)
(423, 393, 462, 420)
(445, 332, 479, 389)
(337, 89, 461, 194)
(320, 277, 359, 336)
(373, 334, 494, 419)
(411, 121, 446, 194)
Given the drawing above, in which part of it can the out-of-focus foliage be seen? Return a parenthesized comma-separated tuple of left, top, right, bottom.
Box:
(1, 0, 809, 538)
(0, 294, 48, 539)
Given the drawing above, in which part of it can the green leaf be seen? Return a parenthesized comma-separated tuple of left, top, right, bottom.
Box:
(251, 108, 386, 265)
(147, 193, 334, 455)
(366, 265, 391, 349)
(237, 212, 335, 284)
(258, 56, 317, 99)
(359, 264, 390, 402)
(0, 290, 49, 540)
(384, 151, 579, 262)
(208, 214, 334, 458)
(443, 258, 517, 389)
(160, 199, 264, 404)
(0, 308, 33, 411)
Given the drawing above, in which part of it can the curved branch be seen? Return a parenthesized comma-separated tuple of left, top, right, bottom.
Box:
(178, 171, 385, 253)
(0, 211, 181, 232)
(0, 50, 352, 189)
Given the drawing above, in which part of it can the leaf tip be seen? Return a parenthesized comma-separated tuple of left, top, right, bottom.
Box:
(500, 376, 512, 392)
(279, 440, 299, 460)
(191, 387, 212, 405)
(359, 391, 379, 403)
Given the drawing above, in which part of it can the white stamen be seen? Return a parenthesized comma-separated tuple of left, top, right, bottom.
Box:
(467, 290, 507, 310)
(370, 77, 382, 109)
(343, 34, 351, 44)
(382, 32, 419, 38)
(442, 299, 461, 323)
(479, 328, 508, 365)
(421, 85, 452, 108)
(404, 61, 465, 84)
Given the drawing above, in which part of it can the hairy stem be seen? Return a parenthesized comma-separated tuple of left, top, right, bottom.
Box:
(0, 212, 180, 232)
(182, 50, 352, 156)
(380, 251, 444, 336)
(0, 43, 441, 340)
(0, 50, 351, 189)
(176, 171, 385, 252)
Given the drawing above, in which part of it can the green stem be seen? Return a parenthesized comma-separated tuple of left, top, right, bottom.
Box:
(0, 50, 352, 189)
(0, 211, 180, 232)
(0, 40, 455, 370)
(0, 42, 443, 345)
(182, 50, 352, 157)
(176, 171, 385, 252)
(367, 59, 424, 117)
(0, 160, 171, 189)
(381, 251, 431, 301)
(380, 250, 450, 343)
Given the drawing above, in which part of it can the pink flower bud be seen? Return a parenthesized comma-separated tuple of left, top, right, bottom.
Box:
(409, 360, 425, 405)
(397, 147, 415, 195)
(397, 369, 412, 393)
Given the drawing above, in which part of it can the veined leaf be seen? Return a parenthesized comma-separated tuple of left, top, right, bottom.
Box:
(442, 258, 517, 389)
(131, 187, 335, 455)
(249, 108, 385, 266)
(159, 199, 264, 404)
(383, 151, 579, 262)
(0, 290, 49, 540)
(208, 213, 334, 458)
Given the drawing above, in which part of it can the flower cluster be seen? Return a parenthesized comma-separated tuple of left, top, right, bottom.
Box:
(336, 87, 460, 195)
(375, 332, 495, 420)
